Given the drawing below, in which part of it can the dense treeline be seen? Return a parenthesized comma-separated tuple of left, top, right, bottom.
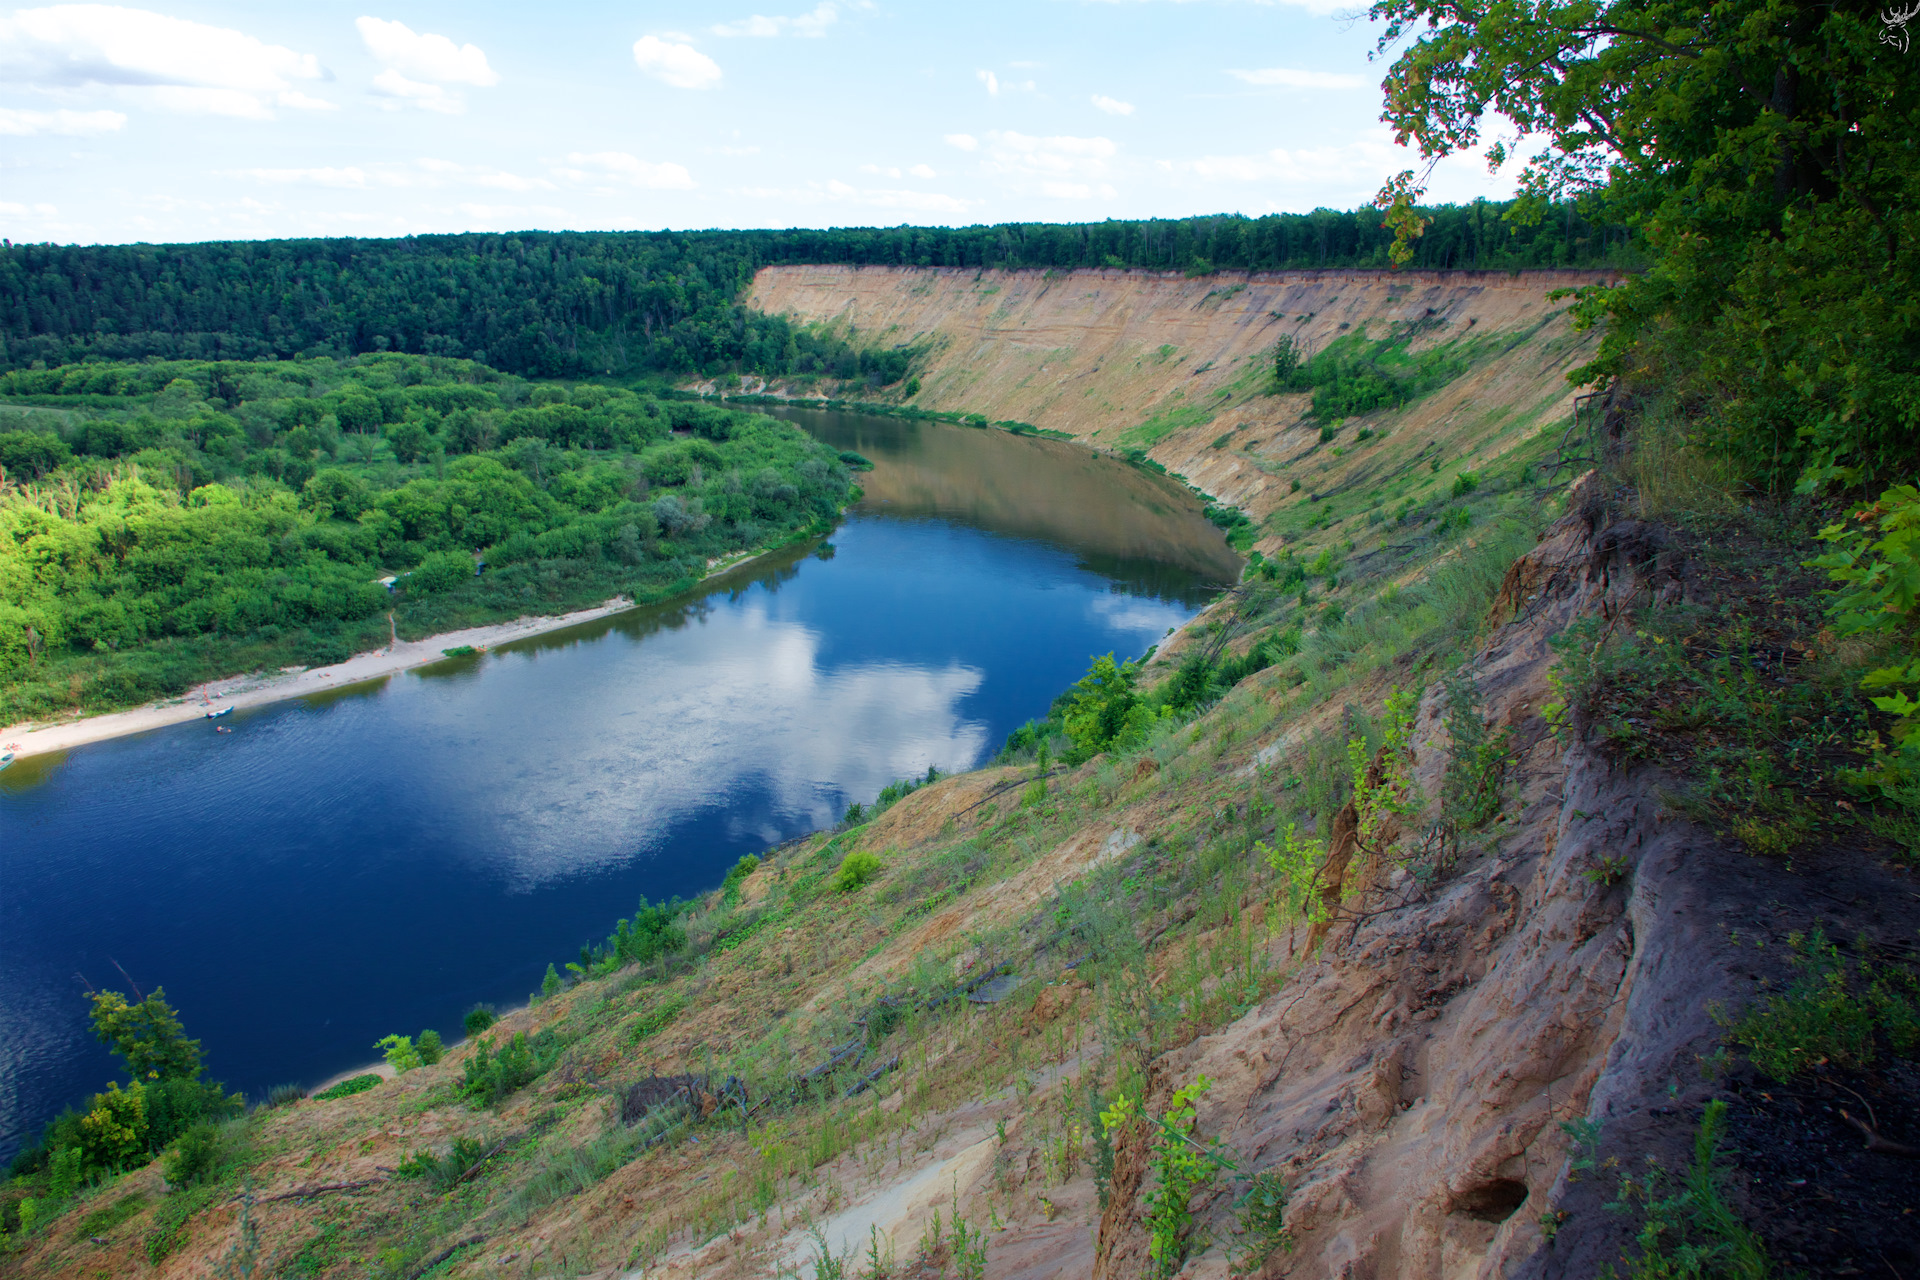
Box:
(0, 202, 1627, 379)
(0, 353, 853, 722)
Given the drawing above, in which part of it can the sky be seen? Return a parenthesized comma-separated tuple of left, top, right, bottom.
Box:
(0, 0, 1526, 246)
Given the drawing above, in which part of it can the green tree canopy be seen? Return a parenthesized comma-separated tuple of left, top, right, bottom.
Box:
(89, 987, 204, 1082)
(1370, 0, 1920, 487)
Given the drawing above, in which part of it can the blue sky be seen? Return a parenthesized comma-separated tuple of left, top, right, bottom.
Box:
(0, 1, 1524, 245)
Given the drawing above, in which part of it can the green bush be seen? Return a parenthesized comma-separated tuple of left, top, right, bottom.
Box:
(375, 1034, 422, 1072)
(832, 850, 884, 894)
(313, 1073, 380, 1101)
(415, 1029, 445, 1065)
(463, 1007, 498, 1037)
(162, 1123, 223, 1188)
(396, 1136, 493, 1193)
(460, 1031, 556, 1108)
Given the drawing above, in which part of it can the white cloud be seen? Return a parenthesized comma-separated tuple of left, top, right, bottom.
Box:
(356, 17, 496, 113)
(908, 163, 936, 178)
(555, 150, 697, 190)
(984, 130, 1117, 176)
(355, 17, 498, 86)
(0, 4, 328, 118)
(1091, 94, 1134, 116)
(0, 105, 125, 135)
(276, 90, 337, 111)
(1227, 67, 1369, 90)
(977, 68, 998, 96)
(710, 2, 838, 37)
(943, 132, 978, 151)
(368, 68, 461, 113)
(633, 35, 721, 89)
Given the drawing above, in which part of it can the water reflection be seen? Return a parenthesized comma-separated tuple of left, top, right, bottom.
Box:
(768, 407, 1242, 605)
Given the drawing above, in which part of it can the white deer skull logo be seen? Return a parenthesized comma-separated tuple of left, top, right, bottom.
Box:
(1885, 0, 1919, 51)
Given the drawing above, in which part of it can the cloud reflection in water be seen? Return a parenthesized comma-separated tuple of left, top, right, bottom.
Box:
(400, 601, 987, 888)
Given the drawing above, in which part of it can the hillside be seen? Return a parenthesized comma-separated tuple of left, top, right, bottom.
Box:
(4, 267, 1916, 1280)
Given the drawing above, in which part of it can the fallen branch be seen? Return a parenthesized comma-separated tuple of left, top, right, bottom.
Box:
(843, 1055, 901, 1099)
(1840, 1110, 1920, 1158)
(254, 1175, 387, 1204)
(407, 1233, 486, 1279)
(445, 1134, 519, 1190)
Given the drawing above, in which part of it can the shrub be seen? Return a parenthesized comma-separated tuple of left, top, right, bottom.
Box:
(415, 1029, 445, 1065)
(162, 1123, 222, 1188)
(410, 549, 473, 594)
(375, 1034, 422, 1073)
(832, 850, 883, 894)
(461, 1031, 555, 1108)
(1100, 1077, 1226, 1277)
(397, 1136, 493, 1193)
(78, 1082, 148, 1171)
(463, 1007, 498, 1037)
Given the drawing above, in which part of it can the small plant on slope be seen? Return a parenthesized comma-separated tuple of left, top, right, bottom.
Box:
(1101, 1075, 1228, 1277)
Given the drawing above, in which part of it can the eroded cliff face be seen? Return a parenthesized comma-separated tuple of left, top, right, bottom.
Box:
(744, 265, 1613, 537)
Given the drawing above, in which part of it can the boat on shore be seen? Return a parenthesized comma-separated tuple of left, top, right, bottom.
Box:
(0, 746, 14, 772)
(205, 705, 233, 720)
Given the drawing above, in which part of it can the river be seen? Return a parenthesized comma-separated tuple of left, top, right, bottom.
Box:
(0, 409, 1238, 1157)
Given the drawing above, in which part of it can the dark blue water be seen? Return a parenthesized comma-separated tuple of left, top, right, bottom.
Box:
(0, 411, 1237, 1157)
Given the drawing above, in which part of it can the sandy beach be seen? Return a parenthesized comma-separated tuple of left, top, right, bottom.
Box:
(0, 545, 793, 763)
(0, 596, 640, 762)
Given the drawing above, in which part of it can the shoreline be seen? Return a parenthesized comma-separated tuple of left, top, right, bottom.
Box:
(0, 547, 780, 763)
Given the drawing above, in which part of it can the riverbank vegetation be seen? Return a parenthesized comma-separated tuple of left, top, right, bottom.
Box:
(0, 354, 854, 724)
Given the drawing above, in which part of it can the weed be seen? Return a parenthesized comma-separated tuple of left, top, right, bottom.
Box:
(1583, 855, 1632, 886)
(1235, 1168, 1292, 1264)
(1603, 1100, 1773, 1279)
(1549, 602, 1866, 851)
(629, 993, 688, 1043)
(1724, 928, 1919, 1080)
(1440, 671, 1511, 834)
(1100, 1076, 1228, 1277)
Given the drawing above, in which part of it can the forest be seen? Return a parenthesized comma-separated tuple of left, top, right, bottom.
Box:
(0, 202, 1624, 379)
(0, 353, 855, 724)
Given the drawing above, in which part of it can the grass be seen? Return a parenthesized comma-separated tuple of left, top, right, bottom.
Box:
(1605, 1101, 1774, 1280)
(1117, 398, 1217, 451)
(72, 1190, 146, 1239)
(1724, 928, 1920, 1080)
